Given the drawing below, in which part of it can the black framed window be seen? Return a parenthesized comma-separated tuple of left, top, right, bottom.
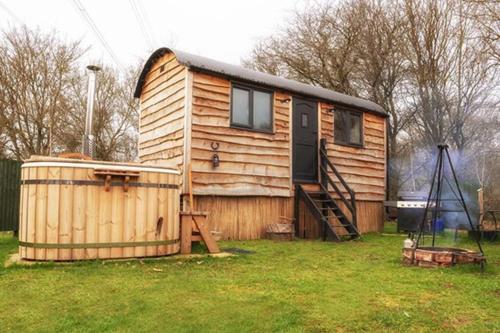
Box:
(231, 83, 273, 132)
(334, 109, 363, 147)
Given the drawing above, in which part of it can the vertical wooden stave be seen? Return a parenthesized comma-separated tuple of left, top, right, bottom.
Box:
(98, 175, 112, 259)
(172, 173, 180, 253)
(146, 172, 159, 257)
(135, 172, 147, 257)
(123, 180, 136, 258)
(58, 167, 74, 260)
(73, 168, 87, 260)
(35, 167, 48, 260)
(46, 167, 61, 260)
(110, 180, 123, 258)
(165, 173, 172, 254)
(157, 173, 168, 255)
(85, 168, 98, 259)
(26, 167, 37, 259)
(18, 167, 27, 258)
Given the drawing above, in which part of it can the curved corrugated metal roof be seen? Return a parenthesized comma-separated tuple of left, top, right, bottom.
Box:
(134, 47, 387, 117)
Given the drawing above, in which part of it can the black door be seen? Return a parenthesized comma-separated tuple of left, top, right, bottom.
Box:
(293, 98, 318, 183)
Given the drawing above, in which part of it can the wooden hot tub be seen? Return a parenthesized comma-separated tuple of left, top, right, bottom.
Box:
(18, 156, 180, 261)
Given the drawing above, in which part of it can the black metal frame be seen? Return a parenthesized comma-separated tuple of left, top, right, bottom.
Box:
(320, 139, 357, 227)
(230, 82, 274, 133)
(415, 144, 484, 255)
(293, 139, 359, 242)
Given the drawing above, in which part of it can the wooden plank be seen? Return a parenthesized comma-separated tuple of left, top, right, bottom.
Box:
(134, 172, 147, 257)
(194, 196, 293, 240)
(110, 180, 123, 258)
(156, 173, 168, 255)
(19, 167, 28, 258)
(35, 167, 48, 260)
(123, 178, 137, 258)
(180, 214, 192, 254)
(182, 70, 193, 194)
(85, 168, 98, 259)
(193, 214, 220, 253)
(72, 168, 87, 260)
(58, 167, 73, 260)
(146, 172, 159, 257)
(97, 172, 112, 259)
(171, 173, 180, 253)
(25, 167, 37, 259)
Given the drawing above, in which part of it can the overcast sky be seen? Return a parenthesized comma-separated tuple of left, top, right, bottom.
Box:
(0, 0, 305, 69)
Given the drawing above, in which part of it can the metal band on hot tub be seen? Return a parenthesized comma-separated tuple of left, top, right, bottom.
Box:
(19, 239, 180, 249)
(20, 179, 179, 189)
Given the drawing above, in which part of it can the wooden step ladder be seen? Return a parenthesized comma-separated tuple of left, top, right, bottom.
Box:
(180, 211, 220, 254)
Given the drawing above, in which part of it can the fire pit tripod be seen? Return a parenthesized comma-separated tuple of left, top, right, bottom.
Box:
(402, 144, 486, 269)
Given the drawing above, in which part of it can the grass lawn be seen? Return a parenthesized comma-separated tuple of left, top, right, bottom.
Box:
(0, 223, 498, 333)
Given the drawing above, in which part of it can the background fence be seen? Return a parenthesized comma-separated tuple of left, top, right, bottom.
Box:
(0, 159, 22, 232)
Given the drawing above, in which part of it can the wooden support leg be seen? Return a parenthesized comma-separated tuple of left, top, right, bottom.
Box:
(180, 214, 193, 254)
(193, 215, 220, 254)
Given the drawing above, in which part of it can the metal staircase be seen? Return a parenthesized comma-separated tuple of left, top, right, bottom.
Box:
(294, 139, 360, 241)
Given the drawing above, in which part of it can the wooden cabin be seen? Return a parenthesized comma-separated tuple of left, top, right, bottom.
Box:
(134, 48, 388, 241)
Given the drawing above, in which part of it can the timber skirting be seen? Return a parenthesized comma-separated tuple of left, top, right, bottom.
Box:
(192, 195, 383, 240)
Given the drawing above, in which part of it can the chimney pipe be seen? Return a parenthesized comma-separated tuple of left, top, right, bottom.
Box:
(82, 65, 101, 158)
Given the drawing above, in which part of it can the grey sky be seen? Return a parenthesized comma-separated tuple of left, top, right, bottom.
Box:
(0, 0, 304, 69)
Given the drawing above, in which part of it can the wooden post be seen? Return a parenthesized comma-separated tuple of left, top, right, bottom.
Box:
(320, 138, 327, 190)
(188, 163, 194, 211)
(180, 214, 193, 254)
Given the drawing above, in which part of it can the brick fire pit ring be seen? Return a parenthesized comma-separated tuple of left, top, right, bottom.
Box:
(402, 247, 486, 268)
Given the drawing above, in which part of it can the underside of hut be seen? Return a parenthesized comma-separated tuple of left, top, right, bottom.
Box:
(134, 48, 387, 241)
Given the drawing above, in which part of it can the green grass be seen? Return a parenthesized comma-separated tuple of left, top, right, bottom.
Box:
(0, 224, 498, 333)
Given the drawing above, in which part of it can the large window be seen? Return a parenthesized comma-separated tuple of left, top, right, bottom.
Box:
(334, 109, 363, 147)
(231, 84, 273, 132)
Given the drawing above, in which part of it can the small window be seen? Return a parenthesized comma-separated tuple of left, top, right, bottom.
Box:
(301, 113, 308, 128)
(231, 84, 273, 132)
(334, 109, 363, 146)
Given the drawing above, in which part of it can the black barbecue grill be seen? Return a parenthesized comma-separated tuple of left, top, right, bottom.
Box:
(395, 191, 428, 233)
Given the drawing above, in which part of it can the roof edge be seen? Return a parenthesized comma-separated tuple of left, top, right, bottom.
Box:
(134, 48, 387, 117)
(134, 47, 175, 98)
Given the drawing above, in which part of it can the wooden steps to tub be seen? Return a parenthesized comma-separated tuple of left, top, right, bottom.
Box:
(180, 211, 220, 254)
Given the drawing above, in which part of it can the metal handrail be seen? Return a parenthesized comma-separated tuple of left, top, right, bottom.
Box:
(320, 138, 357, 227)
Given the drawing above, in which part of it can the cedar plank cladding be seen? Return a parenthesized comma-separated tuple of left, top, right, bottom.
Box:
(138, 53, 186, 181)
(320, 102, 386, 201)
(190, 72, 291, 196)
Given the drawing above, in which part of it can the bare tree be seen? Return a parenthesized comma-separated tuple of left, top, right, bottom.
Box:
(0, 26, 84, 160)
(404, 0, 497, 152)
(246, 0, 499, 197)
(0, 26, 141, 162)
(244, 1, 364, 95)
(59, 65, 140, 161)
(245, 0, 414, 198)
(466, 0, 500, 63)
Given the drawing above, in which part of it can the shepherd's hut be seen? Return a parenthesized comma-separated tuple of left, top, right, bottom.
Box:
(135, 48, 388, 241)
